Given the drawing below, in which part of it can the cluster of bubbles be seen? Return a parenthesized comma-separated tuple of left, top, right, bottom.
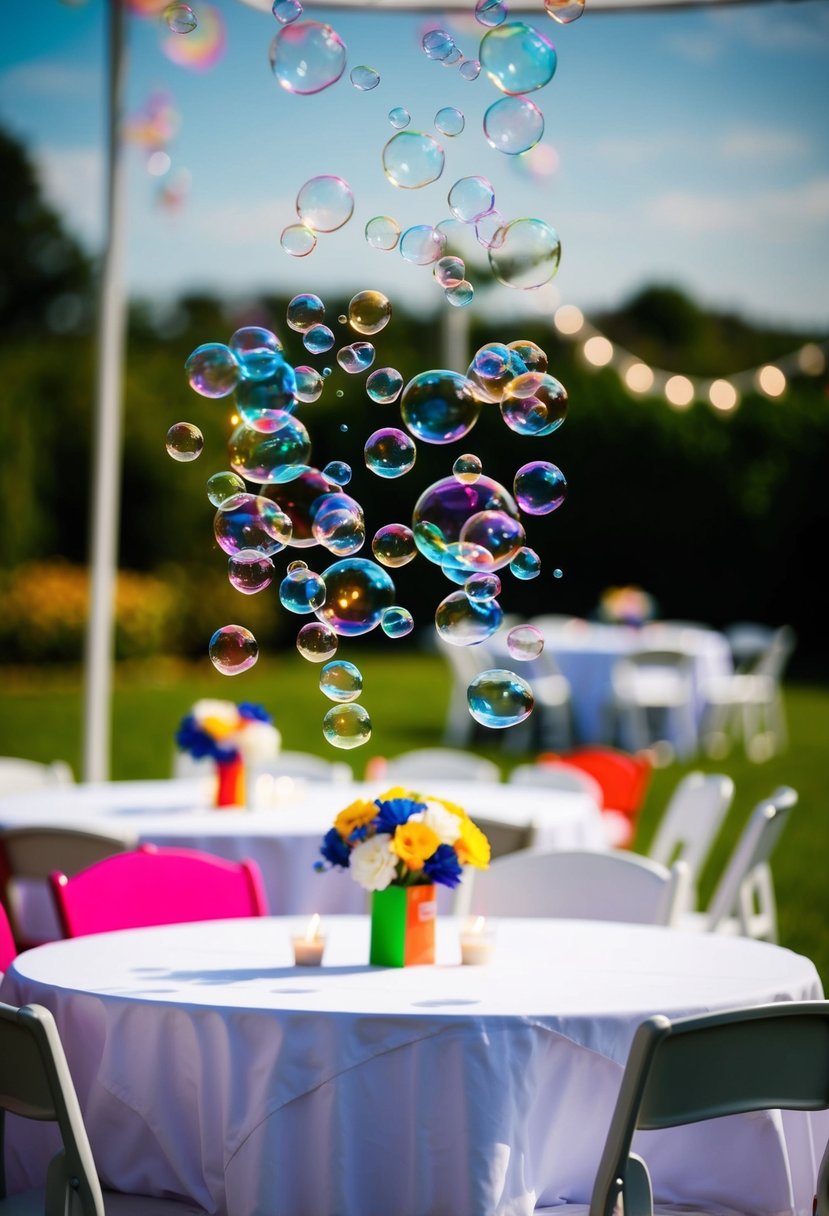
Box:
(282, 175, 354, 258)
(172, 288, 571, 744)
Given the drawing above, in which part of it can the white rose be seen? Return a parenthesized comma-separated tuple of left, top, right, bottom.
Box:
(349, 835, 398, 892)
(411, 802, 462, 845)
(192, 699, 238, 728)
(236, 721, 281, 764)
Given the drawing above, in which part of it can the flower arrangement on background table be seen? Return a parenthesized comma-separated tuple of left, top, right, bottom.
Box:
(317, 787, 491, 965)
(175, 700, 280, 808)
(597, 585, 656, 629)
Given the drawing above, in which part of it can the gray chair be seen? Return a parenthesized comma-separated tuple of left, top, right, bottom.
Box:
(0, 1000, 206, 1213)
(381, 747, 501, 785)
(701, 624, 796, 761)
(610, 649, 698, 761)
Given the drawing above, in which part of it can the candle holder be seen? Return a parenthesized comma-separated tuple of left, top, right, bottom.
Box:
(459, 917, 495, 966)
(292, 915, 326, 966)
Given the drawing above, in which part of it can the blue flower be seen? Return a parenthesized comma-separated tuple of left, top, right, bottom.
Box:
(423, 843, 463, 889)
(373, 797, 425, 836)
(319, 827, 351, 870)
(175, 715, 233, 762)
(238, 702, 272, 724)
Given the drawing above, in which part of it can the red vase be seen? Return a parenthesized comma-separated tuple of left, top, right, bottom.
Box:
(215, 755, 245, 808)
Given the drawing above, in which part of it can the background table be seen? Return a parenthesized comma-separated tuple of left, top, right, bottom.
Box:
(1, 916, 823, 1216)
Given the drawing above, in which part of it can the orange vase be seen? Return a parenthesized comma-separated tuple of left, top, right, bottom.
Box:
(215, 755, 245, 808)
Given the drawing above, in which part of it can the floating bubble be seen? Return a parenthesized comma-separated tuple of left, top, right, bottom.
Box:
(443, 46, 463, 65)
(400, 370, 481, 444)
(228, 549, 274, 595)
(440, 542, 495, 585)
(312, 493, 366, 556)
(507, 624, 544, 660)
(465, 572, 501, 602)
(236, 362, 297, 426)
(214, 492, 293, 556)
(228, 416, 311, 484)
(287, 559, 308, 572)
(460, 509, 526, 570)
(382, 606, 414, 638)
(281, 224, 316, 257)
(339, 424, 348, 432)
(320, 659, 363, 702)
(459, 59, 481, 81)
(434, 256, 465, 288)
(322, 460, 351, 485)
(272, 0, 302, 24)
(508, 338, 548, 373)
(467, 342, 519, 402)
(294, 365, 324, 402)
(207, 470, 246, 506)
(365, 217, 401, 255)
(422, 28, 455, 60)
(500, 372, 567, 435)
(322, 702, 371, 749)
(364, 428, 417, 478)
(161, 1, 224, 69)
(445, 281, 475, 308)
(166, 422, 203, 461)
(435, 106, 465, 137)
(229, 327, 284, 383)
(347, 290, 392, 335)
(185, 343, 240, 398)
(323, 368, 333, 378)
(448, 176, 495, 223)
(545, 0, 585, 22)
(316, 557, 395, 636)
(337, 342, 376, 374)
(475, 210, 506, 249)
(350, 65, 380, 90)
(280, 567, 327, 614)
(480, 22, 557, 95)
(209, 624, 259, 675)
(366, 367, 403, 403)
(484, 95, 544, 155)
(475, 0, 506, 25)
(165, 4, 197, 33)
(383, 131, 445, 190)
(554, 567, 563, 578)
(453, 453, 482, 484)
(400, 225, 446, 266)
(269, 21, 346, 95)
(296, 175, 354, 233)
(287, 293, 325, 332)
(510, 546, 541, 580)
(514, 460, 567, 514)
(489, 218, 561, 289)
(372, 523, 417, 567)
(304, 324, 335, 354)
(265, 468, 337, 547)
(412, 474, 519, 565)
(388, 107, 411, 129)
(435, 590, 503, 646)
(296, 620, 338, 662)
(467, 668, 533, 728)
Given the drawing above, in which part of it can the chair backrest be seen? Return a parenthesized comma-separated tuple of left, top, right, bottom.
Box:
(0, 1000, 104, 1214)
(0, 758, 74, 796)
(588, 1002, 829, 1216)
(250, 750, 353, 784)
(751, 624, 796, 681)
(467, 848, 690, 926)
(647, 772, 735, 888)
(551, 748, 652, 816)
(382, 748, 501, 785)
(0, 903, 16, 973)
(508, 762, 604, 804)
(49, 844, 269, 938)
(612, 649, 695, 703)
(704, 786, 797, 937)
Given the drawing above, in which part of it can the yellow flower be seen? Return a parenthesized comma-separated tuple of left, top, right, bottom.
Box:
(334, 799, 378, 840)
(390, 821, 441, 871)
(377, 785, 415, 802)
(427, 795, 467, 821)
(454, 817, 491, 870)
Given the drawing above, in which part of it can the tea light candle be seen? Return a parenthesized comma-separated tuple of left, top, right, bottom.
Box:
(292, 913, 326, 966)
(460, 916, 495, 966)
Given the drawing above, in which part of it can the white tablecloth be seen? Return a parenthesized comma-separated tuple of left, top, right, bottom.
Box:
(0, 778, 607, 939)
(1, 917, 823, 1215)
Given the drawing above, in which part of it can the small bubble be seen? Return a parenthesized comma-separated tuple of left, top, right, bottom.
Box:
(506, 624, 544, 661)
(445, 281, 474, 308)
(475, 0, 506, 27)
(350, 64, 380, 90)
(207, 470, 246, 506)
(280, 567, 327, 614)
(269, 20, 346, 96)
(335, 390, 344, 398)
(448, 176, 495, 223)
(372, 523, 417, 567)
(364, 428, 417, 478)
(459, 59, 481, 81)
(365, 215, 401, 251)
(286, 293, 325, 332)
(510, 546, 541, 580)
(484, 95, 544, 155)
(475, 210, 506, 249)
(166, 421, 203, 461)
(400, 225, 446, 266)
(422, 28, 455, 60)
(337, 342, 376, 373)
(467, 668, 533, 728)
(400, 370, 480, 443)
(514, 460, 567, 514)
(453, 453, 482, 484)
(165, 3, 197, 33)
(304, 324, 335, 354)
(381, 606, 414, 638)
(480, 21, 557, 95)
(489, 218, 561, 289)
(296, 175, 354, 232)
(340, 423, 349, 432)
(348, 290, 392, 335)
(185, 343, 240, 398)
(434, 255, 465, 287)
(435, 590, 503, 646)
(294, 365, 324, 402)
(322, 460, 352, 485)
(209, 624, 259, 675)
(553, 567, 563, 578)
(434, 106, 465, 137)
(366, 367, 404, 403)
(465, 572, 500, 602)
(388, 106, 411, 129)
(229, 326, 284, 382)
(320, 659, 363, 702)
(383, 131, 445, 190)
(297, 621, 338, 662)
(228, 549, 274, 595)
(281, 224, 317, 257)
(272, 0, 302, 23)
(545, 0, 585, 23)
(322, 702, 371, 749)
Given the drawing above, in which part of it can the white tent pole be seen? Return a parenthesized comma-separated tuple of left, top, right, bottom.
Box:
(82, 0, 128, 782)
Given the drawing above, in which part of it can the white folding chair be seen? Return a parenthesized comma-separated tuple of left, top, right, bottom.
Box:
(0, 1000, 207, 1213)
(0, 758, 74, 796)
(646, 772, 735, 907)
(382, 748, 501, 785)
(701, 624, 795, 761)
(537, 1001, 829, 1216)
(465, 848, 690, 926)
(250, 751, 353, 784)
(508, 762, 604, 803)
(438, 639, 498, 747)
(610, 649, 698, 761)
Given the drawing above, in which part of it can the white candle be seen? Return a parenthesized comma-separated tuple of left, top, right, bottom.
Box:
(292, 914, 326, 966)
(460, 916, 495, 966)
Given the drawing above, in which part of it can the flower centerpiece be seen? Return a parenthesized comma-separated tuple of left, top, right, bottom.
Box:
(175, 700, 281, 808)
(597, 585, 656, 629)
(316, 787, 491, 966)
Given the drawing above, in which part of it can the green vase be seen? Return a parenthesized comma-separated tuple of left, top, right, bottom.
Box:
(370, 884, 437, 967)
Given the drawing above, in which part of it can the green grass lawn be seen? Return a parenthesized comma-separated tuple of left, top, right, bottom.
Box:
(1, 652, 827, 987)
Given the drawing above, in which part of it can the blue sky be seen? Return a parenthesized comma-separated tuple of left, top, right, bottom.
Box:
(2, 0, 828, 329)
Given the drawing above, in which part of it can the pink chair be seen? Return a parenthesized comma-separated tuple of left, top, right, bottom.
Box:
(49, 844, 268, 939)
(0, 901, 15, 972)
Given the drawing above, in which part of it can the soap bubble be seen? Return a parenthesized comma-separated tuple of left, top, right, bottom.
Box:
(545, 0, 585, 22)
(365, 216, 401, 251)
(465, 572, 501, 602)
(304, 324, 335, 354)
(214, 493, 293, 556)
(207, 470, 246, 506)
(337, 342, 376, 373)
(322, 461, 351, 486)
(480, 22, 557, 95)
(508, 339, 548, 373)
(265, 468, 336, 547)
(165, 4, 197, 34)
(448, 176, 495, 223)
(445, 282, 475, 308)
(412, 474, 519, 565)
(434, 256, 465, 287)
(294, 365, 324, 402)
(383, 131, 445, 189)
(440, 542, 494, 585)
(350, 65, 380, 90)
(372, 523, 417, 567)
(500, 372, 567, 435)
(280, 567, 327, 613)
(507, 624, 544, 660)
(514, 460, 567, 514)
(459, 59, 481, 81)
(366, 367, 403, 403)
(269, 21, 346, 95)
(435, 590, 503, 646)
(323, 702, 371, 749)
(287, 293, 325, 332)
(442, 46, 463, 65)
(287, 559, 308, 572)
(510, 547, 541, 580)
(475, 0, 506, 25)
(316, 557, 395, 636)
(209, 624, 259, 675)
(185, 343, 240, 398)
(312, 493, 366, 555)
(166, 422, 203, 461)
(467, 668, 533, 728)
(388, 107, 411, 129)
(382, 606, 414, 638)
(320, 659, 363, 702)
(475, 210, 506, 249)
(229, 327, 284, 381)
(161, 3, 224, 69)
(453, 453, 482, 484)
(228, 549, 274, 595)
(297, 621, 339, 662)
(400, 225, 446, 265)
(435, 106, 465, 136)
(281, 224, 316, 257)
(296, 175, 354, 232)
(422, 28, 455, 60)
(484, 96, 544, 155)
(364, 428, 417, 478)
(489, 218, 561, 289)
(272, 0, 302, 23)
(228, 416, 311, 484)
(460, 509, 526, 570)
(347, 290, 392, 335)
(400, 370, 481, 444)
(467, 342, 520, 402)
(236, 369, 297, 429)
(554, 567, 563, 578)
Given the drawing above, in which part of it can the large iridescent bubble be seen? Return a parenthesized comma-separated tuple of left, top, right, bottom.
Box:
(435, 590, 503, 646)
(311, 492, 366, 555)
(372, 523, 417, 567)
(209, 624, 259, 675)
(320, 659, 363, 702)
(382, 606, 414, 638)
(228, 416, 311, 484)
(185, 343, 240, 398)
(383, 131, 445, 189)
(514, 460, 567, 514)
(364, 428, 416, 478)
(348, 290, 392, 335)
(459, 509, 526, 570)
(316, 557, 395, 636)
(500, 372, 567, 436)
(229, 327, 284, 381)
(294, 366, 324, 402)
(412, 474, 519, 565)
(236, 360, 297, 426)
(214, 493, 293, 556)
(489, 218, 561, 289)
(296, 620, 338, 662)
(280, 567, 327, 613)
(228, 550, 274, 595)
(399, 370, 481, 445)
(484, 96, 544, 155)
(323, 702, 371, 749)
(286, 293, 325, 332)
(467, 668, 534, 727)
(479, 22, 557, 95)
(366, 367, 403, 403)
(269, 21, 346, 95)
(296, 176, 354, 232)
(166, 422, 203, 461)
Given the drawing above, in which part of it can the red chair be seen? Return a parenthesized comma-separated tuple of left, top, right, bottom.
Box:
(0, 901, 16, 972)
(49, 844, 268, 939)
(539, 747, 653, 848)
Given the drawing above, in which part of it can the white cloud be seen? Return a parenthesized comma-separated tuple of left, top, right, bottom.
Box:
(0, 59, 98, 99)
(35, 146, 103, 246)
(718, 125, 810, 162)
(643, 177, 829, 235)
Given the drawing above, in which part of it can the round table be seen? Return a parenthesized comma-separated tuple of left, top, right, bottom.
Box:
(1, 916, 823, 1215)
